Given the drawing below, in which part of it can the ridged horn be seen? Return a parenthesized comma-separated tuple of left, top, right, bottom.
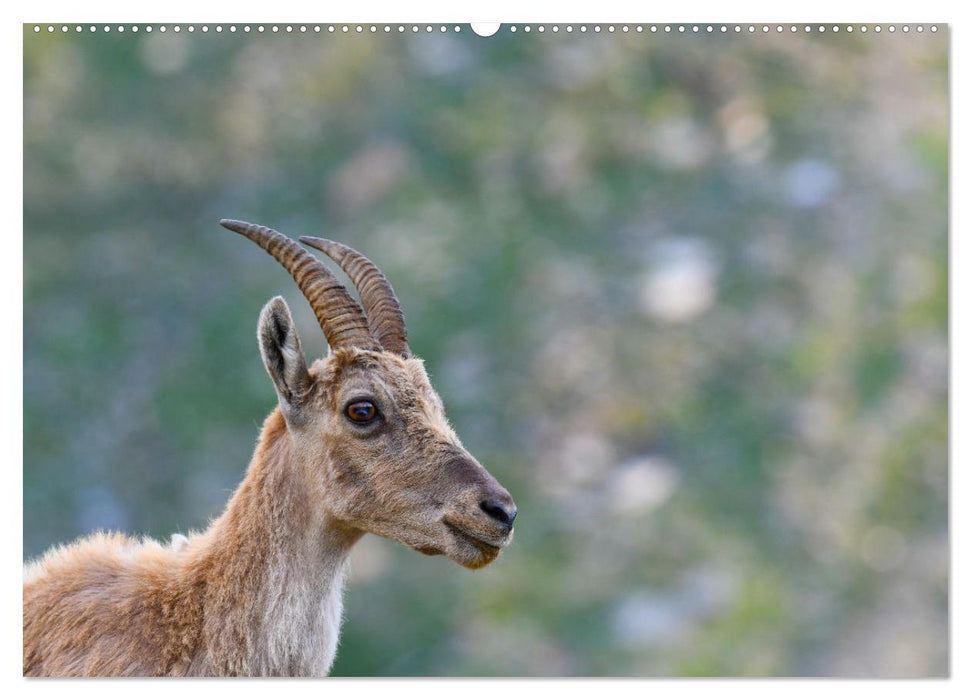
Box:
(299, 237, 410, 357)
(220, 219, 379, 352)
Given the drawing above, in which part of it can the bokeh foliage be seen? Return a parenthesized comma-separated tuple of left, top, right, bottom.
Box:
(23, 24, 947, 676)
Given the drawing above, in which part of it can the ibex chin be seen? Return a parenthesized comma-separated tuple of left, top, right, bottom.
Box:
(23, 220, 517, 676)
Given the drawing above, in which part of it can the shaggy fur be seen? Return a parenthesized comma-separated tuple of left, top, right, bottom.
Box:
(24, 299, 515, 677)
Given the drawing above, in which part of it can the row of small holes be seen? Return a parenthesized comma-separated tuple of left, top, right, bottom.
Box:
(511, 24, 938, 34)
(32, 24, 940, 34)
(33, 25, 463, 34)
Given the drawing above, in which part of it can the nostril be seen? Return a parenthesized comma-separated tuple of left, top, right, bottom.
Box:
(480, 499, 517, 527)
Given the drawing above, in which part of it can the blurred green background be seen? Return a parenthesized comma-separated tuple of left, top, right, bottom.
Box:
(23, 24, 948, 676)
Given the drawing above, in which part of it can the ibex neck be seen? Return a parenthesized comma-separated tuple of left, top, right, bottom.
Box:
(193, 407, 361, 676)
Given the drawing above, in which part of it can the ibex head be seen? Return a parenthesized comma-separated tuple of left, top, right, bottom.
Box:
(221, 220, 516, 569)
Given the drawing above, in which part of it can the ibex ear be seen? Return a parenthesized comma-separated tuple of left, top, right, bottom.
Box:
(258, 297, 312, 414)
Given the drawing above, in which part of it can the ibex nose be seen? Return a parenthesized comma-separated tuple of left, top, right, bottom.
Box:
(480, 497, 517, 528)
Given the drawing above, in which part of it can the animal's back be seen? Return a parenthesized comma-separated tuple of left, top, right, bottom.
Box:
(23, 532, 203, 676)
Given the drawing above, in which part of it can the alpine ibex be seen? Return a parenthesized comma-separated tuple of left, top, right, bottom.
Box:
(23, 220, 517, 676)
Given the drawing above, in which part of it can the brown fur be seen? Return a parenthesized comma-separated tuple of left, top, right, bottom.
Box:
(24, 315, 515, 676)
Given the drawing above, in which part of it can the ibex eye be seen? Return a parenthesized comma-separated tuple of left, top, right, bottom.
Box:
(346, 400, 378, 423)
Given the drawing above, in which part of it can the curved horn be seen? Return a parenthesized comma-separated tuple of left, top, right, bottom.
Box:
(299, 237, 411, 357)
(220, 219, 379, 352)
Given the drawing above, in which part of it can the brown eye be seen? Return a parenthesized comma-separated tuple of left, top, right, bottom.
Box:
(346, 400, 377, 423)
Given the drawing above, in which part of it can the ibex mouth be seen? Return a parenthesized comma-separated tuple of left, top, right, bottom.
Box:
(443, 520, 509, 552)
